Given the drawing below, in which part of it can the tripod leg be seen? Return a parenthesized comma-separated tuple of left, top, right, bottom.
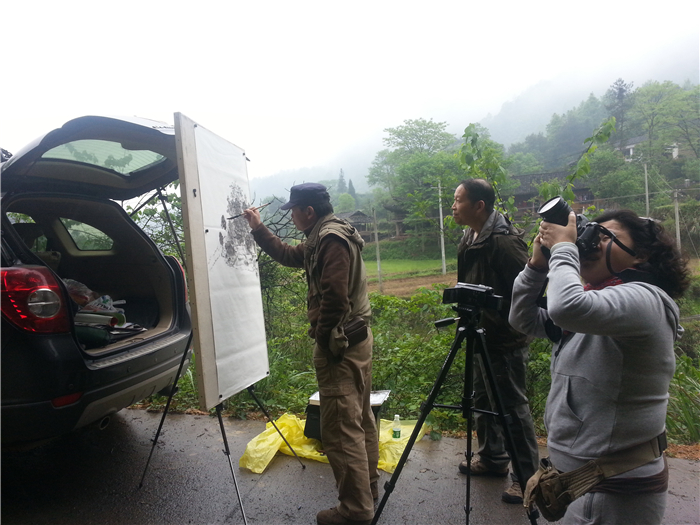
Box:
(474, 331, 539, 525)
(247, 385, 305, 469)
(371, 325, 468, 525)
(216, 404, 248, 525)
(462, 330, 478, 524)
(139, 331, 194, 489)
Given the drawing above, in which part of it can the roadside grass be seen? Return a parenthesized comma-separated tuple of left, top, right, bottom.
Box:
(365, 259, 457, 281)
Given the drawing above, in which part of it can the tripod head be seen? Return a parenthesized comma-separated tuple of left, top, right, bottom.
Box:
(434, 284, 504, 330)
(442, 283, 504, 311)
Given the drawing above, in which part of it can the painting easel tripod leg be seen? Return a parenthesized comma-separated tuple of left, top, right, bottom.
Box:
(246, 385, 305, 469)
(139, 331, 193, 489)
(216, 403, 248, 525)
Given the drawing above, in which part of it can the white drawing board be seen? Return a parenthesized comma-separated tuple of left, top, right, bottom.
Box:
(175, 113, 269, 410)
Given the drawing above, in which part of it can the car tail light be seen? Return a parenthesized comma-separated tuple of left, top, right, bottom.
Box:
(51, 392, 83, 407)
(1, 266, 70, 333)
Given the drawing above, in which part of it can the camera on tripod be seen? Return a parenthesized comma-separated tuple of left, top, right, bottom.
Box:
(538, 195, 602, 257)
(442, 283, 503, 312)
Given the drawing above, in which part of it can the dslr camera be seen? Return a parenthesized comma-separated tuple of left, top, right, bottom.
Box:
(537, 196, 601, 257)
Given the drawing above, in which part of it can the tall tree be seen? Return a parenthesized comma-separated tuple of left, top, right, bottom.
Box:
(505, 152, 544, 175)
(337, 193, 356, 213)
(458, 123, 516, 218)
(665, 84, 700, 159)
(367, 118, 458, 214)
(629, 80, 683, 163)
(381, 118, 456, 156)
(603, 78, 635, 149)
(348, 179, 357, 200)
(337, 169, 347, 194)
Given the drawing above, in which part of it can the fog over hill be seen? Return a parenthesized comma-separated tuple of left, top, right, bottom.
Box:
(482, 33, 699, 147)
(250, 33, 698, 201)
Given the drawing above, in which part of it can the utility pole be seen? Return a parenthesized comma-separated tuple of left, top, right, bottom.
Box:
(673, 190, 681, 250)
(644, 163, 649, 217)
(373, 208, 383, 294)
(438, 181, 446, 275)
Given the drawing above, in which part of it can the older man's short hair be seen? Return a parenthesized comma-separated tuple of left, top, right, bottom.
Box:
(460, 178, 495, 213)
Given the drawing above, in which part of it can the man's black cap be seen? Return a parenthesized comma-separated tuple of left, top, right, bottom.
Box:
(280, 183, 331, 210)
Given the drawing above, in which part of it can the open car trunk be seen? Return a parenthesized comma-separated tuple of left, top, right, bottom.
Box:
(4, 193, 180, 357)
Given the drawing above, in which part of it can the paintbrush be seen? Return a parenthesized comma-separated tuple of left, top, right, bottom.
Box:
(228, 202, 272, 220)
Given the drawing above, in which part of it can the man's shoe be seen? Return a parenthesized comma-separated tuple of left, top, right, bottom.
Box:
(501, 481, 523, 504)
(316, 507, 372, 525)
(458, 457, 509, 477)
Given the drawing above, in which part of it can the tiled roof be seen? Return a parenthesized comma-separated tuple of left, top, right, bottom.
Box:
(336, 210, 371, 221)
(509, 171, 590, 196)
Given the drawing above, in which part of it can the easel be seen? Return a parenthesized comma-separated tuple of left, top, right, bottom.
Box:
(135, 181, 304, 523)
(371, 299, 539, 525)
(138, 335, 305, 525)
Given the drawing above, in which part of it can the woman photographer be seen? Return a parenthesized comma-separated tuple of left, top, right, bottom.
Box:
(509, 209, 690, 524)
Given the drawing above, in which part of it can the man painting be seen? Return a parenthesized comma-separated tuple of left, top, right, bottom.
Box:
(243, 183, 378, 525)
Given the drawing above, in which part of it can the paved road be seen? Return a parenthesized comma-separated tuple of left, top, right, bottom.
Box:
(2, 409, 698, 525)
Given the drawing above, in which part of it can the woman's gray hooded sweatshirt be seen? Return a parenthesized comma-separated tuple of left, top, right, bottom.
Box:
(509, 242, 683, 476)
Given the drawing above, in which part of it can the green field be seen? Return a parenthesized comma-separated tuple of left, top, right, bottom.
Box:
(365, 259, 457, 280)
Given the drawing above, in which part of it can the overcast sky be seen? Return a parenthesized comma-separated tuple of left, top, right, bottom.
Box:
(2, 1, 698, 182)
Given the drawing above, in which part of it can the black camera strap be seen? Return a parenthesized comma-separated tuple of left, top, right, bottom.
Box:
(597, 226, 664, 288)
(598, 225, 637, 278)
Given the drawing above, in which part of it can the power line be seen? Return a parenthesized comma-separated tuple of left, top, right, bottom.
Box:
(575, 186, 700, 205)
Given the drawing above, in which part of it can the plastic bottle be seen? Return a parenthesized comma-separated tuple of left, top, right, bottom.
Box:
(392, 414, 401, 439)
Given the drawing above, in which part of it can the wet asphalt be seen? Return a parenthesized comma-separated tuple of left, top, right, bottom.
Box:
(2, 409, 698, 525)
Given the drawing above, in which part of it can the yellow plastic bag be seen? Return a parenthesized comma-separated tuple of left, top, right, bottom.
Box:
(377, 418, 427, 474)
(239, 413, 427, 474)
(239, 413, 327, 473)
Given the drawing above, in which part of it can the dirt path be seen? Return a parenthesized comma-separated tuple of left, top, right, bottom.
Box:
(367, 272, 458, 297)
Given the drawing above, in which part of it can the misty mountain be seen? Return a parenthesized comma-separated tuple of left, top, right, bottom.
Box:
(483, 33, 698, 147)
(249, 163, 372, 203)
(480, 80, 593, 147)
(248, 131, 378, 201)
(250, 33, 698, 201)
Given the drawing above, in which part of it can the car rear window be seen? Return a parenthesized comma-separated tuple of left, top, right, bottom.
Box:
(60, 218, 113, 250)
(42, 140, 165, 176)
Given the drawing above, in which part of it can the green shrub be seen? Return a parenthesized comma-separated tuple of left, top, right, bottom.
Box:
(676, 274, 700, 319)
(525, 338, 552, 436)
(369, 287, 464, 433)
(666, 355, 700, 444)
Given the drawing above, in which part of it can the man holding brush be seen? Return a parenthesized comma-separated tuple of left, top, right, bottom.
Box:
(243, 183, 378, 525)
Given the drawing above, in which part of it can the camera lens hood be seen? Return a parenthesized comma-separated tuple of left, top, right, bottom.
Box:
(538, 196, 573, 227)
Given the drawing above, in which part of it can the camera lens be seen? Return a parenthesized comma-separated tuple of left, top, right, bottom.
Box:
(538, 196, 573, 226)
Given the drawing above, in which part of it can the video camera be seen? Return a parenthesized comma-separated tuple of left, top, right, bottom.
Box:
(538, 196, 601, 257)
(442, 283, 504, 312)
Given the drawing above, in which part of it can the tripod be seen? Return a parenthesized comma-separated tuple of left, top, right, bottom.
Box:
(371, 304, 539, 525)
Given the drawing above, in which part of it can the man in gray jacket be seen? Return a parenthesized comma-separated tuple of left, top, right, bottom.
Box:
(451, 178, 539, 504)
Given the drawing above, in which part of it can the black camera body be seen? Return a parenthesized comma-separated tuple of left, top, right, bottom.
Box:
(537, 196, 601, 257)
(442, 283, 504, 312)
